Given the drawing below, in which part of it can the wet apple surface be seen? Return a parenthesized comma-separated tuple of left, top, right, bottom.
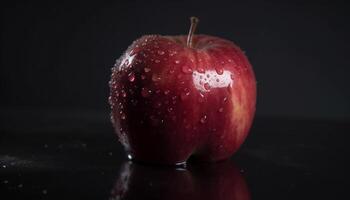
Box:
(109, 30, 256, 164)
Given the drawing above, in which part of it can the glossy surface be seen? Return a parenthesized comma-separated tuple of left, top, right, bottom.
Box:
(109, 35, 256, 164)
(111, 161, 250, 200)
(0, 112, 348, 199)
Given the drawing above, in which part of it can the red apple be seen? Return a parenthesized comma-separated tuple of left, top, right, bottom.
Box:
(109, 17, 256, 165)
(110, 161, 250, 200)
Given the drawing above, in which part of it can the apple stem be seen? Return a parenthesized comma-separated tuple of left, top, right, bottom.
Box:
(187, 16, 199, 48)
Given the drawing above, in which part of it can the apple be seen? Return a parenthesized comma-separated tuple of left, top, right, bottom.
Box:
(109, 17, 256, 165)
(110, 161, 250, 200)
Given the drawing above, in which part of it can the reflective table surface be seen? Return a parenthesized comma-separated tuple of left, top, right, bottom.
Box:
(0, 110, 349, 199)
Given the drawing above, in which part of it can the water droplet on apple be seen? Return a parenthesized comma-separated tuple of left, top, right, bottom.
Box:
(121, 90, 127, 97)
(215, 68, 224, 75)
(152, 74, 161, 82)
(144, 67, 151, 72)
(198, 93, 205, 103)
(230, 74, 234, 80)
(180, 88, 190, 100)
(154, 101, 162, 108)
(141, 88, 152, 97)
(128, 72, 135, 82)
(200, 115, 207, 124)
(164, 90, 170, 95)
(141, 74, 146, 80)
(218, 107, 224, 112)
(154, 59, 160, 63)
(223, 97, 228, 102)
(216, 78, 220, 82)
(157, 50, 165, 55)
(121, 113, 126, 120)
(182, 66, 193, 74)
(175, 60, 180, 64)
(204, 83, 210, 90)
(206, 74, 210, 78)
(169, 69, 175, 74)
(167, 107, 173, 112)
(197, 67, 205, 73)
(131, 99, 138, 106)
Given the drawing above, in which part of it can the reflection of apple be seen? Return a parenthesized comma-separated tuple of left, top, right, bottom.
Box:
(110, 161, 250, 200)
(109, 17, 256, 164)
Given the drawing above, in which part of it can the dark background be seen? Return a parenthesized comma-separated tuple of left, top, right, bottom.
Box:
(1, 0, 350, 120)
(1, 1, 350, 199)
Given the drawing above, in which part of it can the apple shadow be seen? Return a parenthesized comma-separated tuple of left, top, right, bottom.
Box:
(109, 160, 250, 200)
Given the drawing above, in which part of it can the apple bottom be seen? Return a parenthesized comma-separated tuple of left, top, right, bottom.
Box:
(120, 127, 247, 165)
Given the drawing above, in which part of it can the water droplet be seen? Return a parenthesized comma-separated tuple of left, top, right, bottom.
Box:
(164, 90, 170, 95)
(42, 190, 48, 194)
(3, 180, 8, 184)
(18, 184, 23, 188)
(157, 50, 165, 55)
(216, 78, 220, 82)
(230, 74, 234, 80)
(169, 69, 175, 74)
(218, 107, 224, 112)
(167, 107, 173, 112)
(197, 67, 205, 73)
(180, 88, 190, 100)
(152, 74, 161, 82)
(141, 88, 152, 97)
(182, 66, 193, 74)
(198, 93, 205, 103)
(200, 115, 207, 124)
(204, 83, 210, 90)
(155, 59, 160, 63)
(175, 60, 180, 64)
(206, 74, 210, 78)
(223, 97, 228, 102)
(154, 101, 162, 108)
(141, 74, 146, 80)
(131, 99, 138, 106)
(144, 67, 151, 72)
(215, 68, 224, 75)
(128, 72, 135, 82)
(121, 90, 127, 97)
(2, 165, 7, 168)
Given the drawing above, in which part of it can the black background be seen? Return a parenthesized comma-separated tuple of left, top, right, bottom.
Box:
(1, 1, 350, 199)
(1, 0, 350, 120)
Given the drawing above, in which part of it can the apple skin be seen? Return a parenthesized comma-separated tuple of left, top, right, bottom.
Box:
(110, 161, 250, 200)
(109, 34, 256, 164)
